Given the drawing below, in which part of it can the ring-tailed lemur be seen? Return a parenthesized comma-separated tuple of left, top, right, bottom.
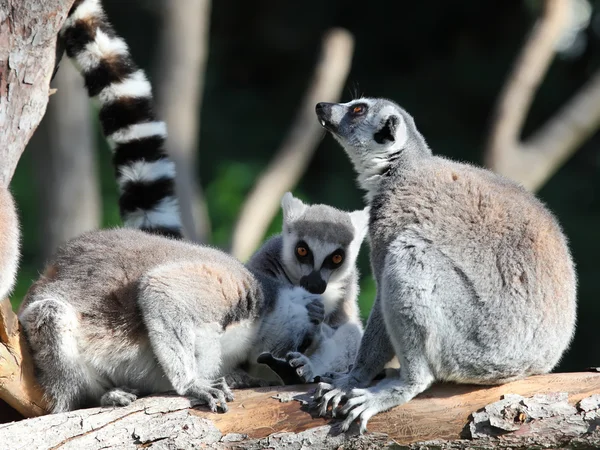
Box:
(313, 98, 577, 433)
(19, 228, 324, 413)
(247, 193, 368, 384)
(62, 0, 180, 238)
(17, 0, 323, 414)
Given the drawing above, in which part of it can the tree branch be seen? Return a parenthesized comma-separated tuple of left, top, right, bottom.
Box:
(155, 0, 212, 243)
(1, 373, 599, 449)
(0, 0, 75, 187)
(230, 28, 354, 262)
(0, 298, 48, 418)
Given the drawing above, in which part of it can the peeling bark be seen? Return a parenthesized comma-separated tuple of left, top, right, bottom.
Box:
(1, 373, 599, 449)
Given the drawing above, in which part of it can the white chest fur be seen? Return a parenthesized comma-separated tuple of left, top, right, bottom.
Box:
(321, 281, 344, 316)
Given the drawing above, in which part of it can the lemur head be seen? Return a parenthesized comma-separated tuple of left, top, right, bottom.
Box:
(316, 98, 431, 201)
(279, 192, 368, 295)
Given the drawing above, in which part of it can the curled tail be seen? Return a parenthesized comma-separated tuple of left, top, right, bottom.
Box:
(60, 0, 182, 239)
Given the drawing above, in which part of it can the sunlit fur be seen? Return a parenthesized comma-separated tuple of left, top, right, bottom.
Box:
(314, 97, 577, 433)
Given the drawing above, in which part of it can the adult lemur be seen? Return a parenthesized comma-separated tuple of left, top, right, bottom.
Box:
(18, 0, 323, 413)
(314, 98, 577, 433)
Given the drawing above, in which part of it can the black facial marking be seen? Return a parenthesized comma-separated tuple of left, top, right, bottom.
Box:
(374, 115, 399, 144)
(321, 249, 346, 270)
(295, 241, 313, 265)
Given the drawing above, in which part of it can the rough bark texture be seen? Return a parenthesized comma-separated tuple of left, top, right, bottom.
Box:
(1, 373, 599, 449)
(0, 0, 75, 188)
(0, 298, 48, 418)
(485, 0, 600, 192)
(155, 0, 212, 243)
(31, 58, 100, 260)
(230, 28, 354, 261)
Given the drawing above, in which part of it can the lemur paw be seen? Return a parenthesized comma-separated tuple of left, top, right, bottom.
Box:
(211, 377, 235, 401)
(338, 388, 387, 434)
(101, 387, 139, 407)
(188, 384, 232, 413)
(305, 299, 325, 325)
(313, 373, 363, 418)
(286, 351, 315, 382)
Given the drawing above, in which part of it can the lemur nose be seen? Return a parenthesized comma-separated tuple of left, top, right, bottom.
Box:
(316, 102, 325, 112)
(300, 271, 327, 295)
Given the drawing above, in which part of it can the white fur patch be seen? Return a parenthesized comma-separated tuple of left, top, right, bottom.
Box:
(123, 196, 181, 230)
(61, 0, 103, 32)
(73, 30, 129, 73)
(118, 160, 176, 188)
(220, 319, 260, 370)
(98, 70, 152, 104)
(108, 121, 167, 147)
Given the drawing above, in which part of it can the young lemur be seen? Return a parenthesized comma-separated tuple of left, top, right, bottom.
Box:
(314, 98, 577, 433)
(248, 193, 368, 384)
(18, 0, 323, 414)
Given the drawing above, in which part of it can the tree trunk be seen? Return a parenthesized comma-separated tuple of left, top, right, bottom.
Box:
(1, 372, 599, 449)
(155, 0, 212, 243)
(0, 0, 75, 187)
(31, 58, 100, 261)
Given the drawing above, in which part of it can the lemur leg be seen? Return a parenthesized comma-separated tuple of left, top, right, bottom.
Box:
(19, 298, 101, 413)
(287, 320, 362, 382)
(140, 302, 232, 412)
(336, 245, 437, 433)
(315, 291, 395, 416)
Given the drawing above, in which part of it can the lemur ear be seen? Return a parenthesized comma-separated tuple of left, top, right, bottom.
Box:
(349, 206, 370, 243)
(374, 115, 399, 144)
(281, 192, 307, 222)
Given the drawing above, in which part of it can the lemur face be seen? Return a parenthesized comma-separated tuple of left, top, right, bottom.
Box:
(279, 193, 368, 294)
(315, 98, 409, 175)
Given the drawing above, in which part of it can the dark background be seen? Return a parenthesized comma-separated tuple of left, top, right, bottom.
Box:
(11, 0, 600, 373)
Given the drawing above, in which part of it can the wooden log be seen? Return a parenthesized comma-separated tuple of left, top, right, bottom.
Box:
(0, 298, 48, 417)
(0, 372, 599, 449)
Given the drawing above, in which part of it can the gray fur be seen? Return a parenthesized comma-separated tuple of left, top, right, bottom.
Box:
(314, 98, 577, 433)
(246, 193, 368, 382)
(19, 228, 322, 413)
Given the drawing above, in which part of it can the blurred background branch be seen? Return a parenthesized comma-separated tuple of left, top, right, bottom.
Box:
(230, 28, 354, 261)
(32, 60, 101, 261)
(485, 0, 600, 192)
(155, 0, 212, 243)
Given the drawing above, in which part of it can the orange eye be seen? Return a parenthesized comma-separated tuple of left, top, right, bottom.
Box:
(353, 106, 363, 114)
(332, 254, 343, 265)
(297, 247, 308, 257)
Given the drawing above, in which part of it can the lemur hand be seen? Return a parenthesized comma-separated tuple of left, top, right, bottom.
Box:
(306, 298, 325, 325)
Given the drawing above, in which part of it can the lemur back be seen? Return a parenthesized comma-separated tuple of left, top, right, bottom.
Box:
(247, 193, 368, 383)
(62, 0, 180, 237)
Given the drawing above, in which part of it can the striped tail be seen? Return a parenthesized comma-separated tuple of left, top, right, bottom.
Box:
(60, 0, 183, 239)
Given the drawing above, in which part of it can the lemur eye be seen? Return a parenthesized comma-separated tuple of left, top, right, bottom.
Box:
(350, 104, 367, 116)
(297, 246, 308, 257)
(332, 254, 343, 265)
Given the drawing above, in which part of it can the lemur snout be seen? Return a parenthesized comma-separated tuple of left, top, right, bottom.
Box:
(300, 271, 327, 294)
(316, 102, 336, 131)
